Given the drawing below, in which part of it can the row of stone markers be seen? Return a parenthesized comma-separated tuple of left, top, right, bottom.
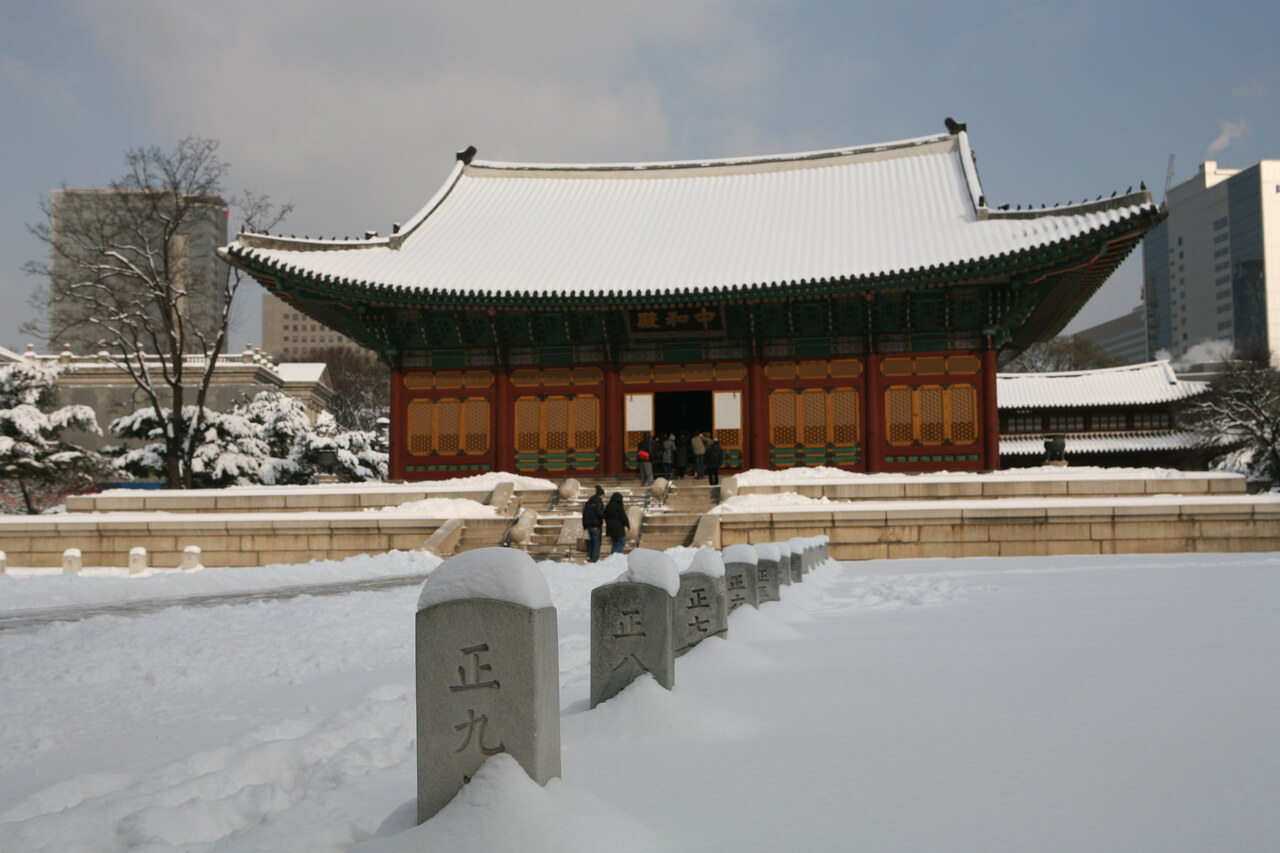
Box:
(41, 545, 207, 574)
(414, 536, 831, 823)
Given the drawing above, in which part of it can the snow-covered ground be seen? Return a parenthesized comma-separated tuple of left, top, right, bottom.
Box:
(2, 548, 1278, 852)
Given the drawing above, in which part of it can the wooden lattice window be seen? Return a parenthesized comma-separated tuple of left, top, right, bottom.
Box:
(770, 391, 797, 445)
(950, 385, 977, 443)
(885, 384, 978, 446)
(436, 399, 461, 453)
(574, 396, 599, 448)
(919, 387, 945, 444)
(771, 387, 860, 449)
(515, 398, 541, 452)
(406, 396, 490, 456)
(832, 389, 860, 444)
(513, 395, 601, 455)
(802, 391, 826, 446)
(886, 388, 914, 443)
(408, 400, 434, 454)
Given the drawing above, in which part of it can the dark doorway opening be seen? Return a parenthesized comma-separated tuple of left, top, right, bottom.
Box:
(653, 390, 712, 440)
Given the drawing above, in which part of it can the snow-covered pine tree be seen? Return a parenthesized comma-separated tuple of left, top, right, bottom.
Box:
(1182, 347, 1280, 489)
(0, 361, 105, 513)
(107, 392, 387, 487)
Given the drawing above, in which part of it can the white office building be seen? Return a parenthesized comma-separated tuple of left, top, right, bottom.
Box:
(1142, 159, 1280, 363)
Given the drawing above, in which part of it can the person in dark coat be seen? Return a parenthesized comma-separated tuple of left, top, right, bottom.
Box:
(637, 433, 655, 486)
(660, 434, 675, 480)
(604, 492, 630, 554)
(582, 484, 605, 562)
(674, 432, 690, 479)
(705, 438, 723, 486)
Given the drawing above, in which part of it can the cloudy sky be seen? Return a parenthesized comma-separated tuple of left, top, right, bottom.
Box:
(2, 0, 1276, 354)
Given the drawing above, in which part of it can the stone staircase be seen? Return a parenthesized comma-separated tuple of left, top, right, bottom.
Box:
(512, 477, 655, 563)
(636, 481, 721, 551)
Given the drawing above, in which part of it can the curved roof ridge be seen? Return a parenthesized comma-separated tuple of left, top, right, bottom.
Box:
(999, 359, 1177, 380)
(469, 132, 953, 173)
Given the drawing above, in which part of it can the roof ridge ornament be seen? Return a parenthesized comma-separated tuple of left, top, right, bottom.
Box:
(457, 145, 478, 164)
(944, 117, 967, 135)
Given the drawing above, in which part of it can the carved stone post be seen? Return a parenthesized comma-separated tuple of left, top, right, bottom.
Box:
(674, 548, 728, 657)
(752, 543, 782, 603)
(416, 548, 560, 823)
(590, 548, 678, 708)
(722, 544, 760, 612)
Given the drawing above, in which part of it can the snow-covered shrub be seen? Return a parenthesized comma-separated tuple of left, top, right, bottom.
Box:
(0, 361, 105, 513)
(107, 392, 387, 487)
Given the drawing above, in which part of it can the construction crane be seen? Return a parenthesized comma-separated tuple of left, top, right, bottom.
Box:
(1163, 154, 1176, 202)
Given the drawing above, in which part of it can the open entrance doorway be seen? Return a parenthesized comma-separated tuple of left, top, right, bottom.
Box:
(653, 390, 712, 439)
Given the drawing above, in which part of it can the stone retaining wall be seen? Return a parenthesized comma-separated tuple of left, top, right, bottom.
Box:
(0, 514, 508, 569)
(715, 496, 1280, 559)
(64, 485, 549, 514)
(728, 472, 1245, 502)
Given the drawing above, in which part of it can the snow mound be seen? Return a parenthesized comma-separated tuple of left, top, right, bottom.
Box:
(374, 498, 498, 517)
(622, 549, 679, 596)
(754, 543, 781, 562)
(417, 547, 552, 611)
(683, 547, 725, 578)
(709, 491, 839, 513)
(721, 544, 758, 565)
(353, 754, 675, 853)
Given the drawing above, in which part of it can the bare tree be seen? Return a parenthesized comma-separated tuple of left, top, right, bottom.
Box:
(23, 137, 292, 488)
(1181, 346, 1280, 488)
(1004, 334, 1117, 373)
(293, 345, 389, 431)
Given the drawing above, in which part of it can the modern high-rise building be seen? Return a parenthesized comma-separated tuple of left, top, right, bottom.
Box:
(1074, 305, 1148, 365)
(47, 189, 229, 354)
(261, 292, 367, 361)
(1143, 160, 1280, 362)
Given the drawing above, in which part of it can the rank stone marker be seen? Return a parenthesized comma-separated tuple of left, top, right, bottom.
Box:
(721, 544, 760, 612)
(787, 537, 807, 583)
(415, 547, 560, 824)
(753, 543, 782, 603)
(129, 547, 147, 575)
(674, 548, 728, 657)
(62, 548, 82, 574)
(591, 548, 678, 708)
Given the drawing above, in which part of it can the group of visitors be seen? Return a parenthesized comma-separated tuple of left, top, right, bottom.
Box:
(580, 485, 630, 563)
(635, 431, 723, 486)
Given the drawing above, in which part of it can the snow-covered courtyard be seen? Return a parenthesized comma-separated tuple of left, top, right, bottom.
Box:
(2, 546, 1278, 852)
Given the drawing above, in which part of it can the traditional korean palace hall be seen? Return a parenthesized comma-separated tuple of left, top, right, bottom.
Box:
(221, 124, 1161, 481)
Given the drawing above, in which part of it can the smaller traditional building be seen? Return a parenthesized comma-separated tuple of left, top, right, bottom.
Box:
(3, 343, 334, 450)
(998, 360, 1212, 468)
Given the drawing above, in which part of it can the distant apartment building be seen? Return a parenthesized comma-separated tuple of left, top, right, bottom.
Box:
(262, 292, 368, 361)
(48, 189, 229, 354)
(1074, 305, 1147, 365)
(1143, 159, 1280, 362)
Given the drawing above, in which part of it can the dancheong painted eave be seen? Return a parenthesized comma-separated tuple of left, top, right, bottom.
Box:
(219, 129, 1160, 307)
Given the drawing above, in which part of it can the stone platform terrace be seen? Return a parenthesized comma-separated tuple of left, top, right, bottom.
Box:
(2, 469, 1276, 570)
(708, 469, 1278, 560)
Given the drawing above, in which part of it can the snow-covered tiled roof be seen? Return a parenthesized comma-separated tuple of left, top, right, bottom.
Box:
(997, 361, 1207, 409)
(1000, 430, 1203, 456)
(224, 131, 1156, 301)
(276, 363, 329, 384)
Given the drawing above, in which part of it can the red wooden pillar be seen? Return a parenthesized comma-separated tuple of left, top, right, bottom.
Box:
(981, 342, 1000, 471)
(748, 358, 770, 469)
(389, 367, 406, 480)
(493, 365, 514, 473)
(864, 354, 883, 472)
(604, 361, 622, 475)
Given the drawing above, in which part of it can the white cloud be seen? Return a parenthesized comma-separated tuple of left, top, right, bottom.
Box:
(72, 0, 789, 237)
(1206, 119, 1249, 158)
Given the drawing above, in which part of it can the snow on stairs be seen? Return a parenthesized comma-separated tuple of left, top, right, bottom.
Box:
(638, 480, 720, 551)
